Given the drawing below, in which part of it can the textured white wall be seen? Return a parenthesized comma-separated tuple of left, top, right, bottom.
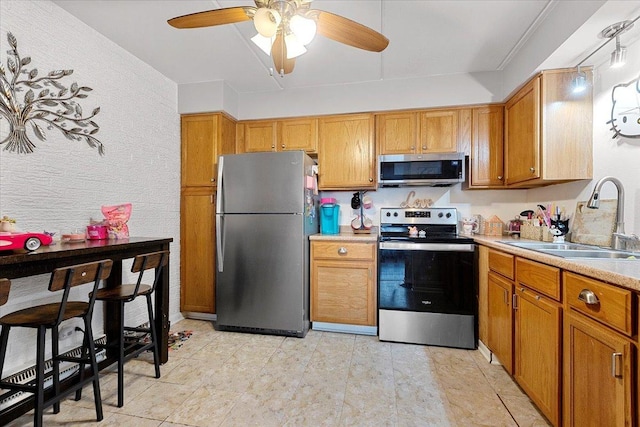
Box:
(0, 0, 181, 375)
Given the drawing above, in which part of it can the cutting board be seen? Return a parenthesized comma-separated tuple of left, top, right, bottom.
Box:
(570, 199, 617, 247)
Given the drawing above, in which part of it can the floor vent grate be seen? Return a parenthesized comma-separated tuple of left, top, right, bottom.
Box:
(0, 336, 107, 412)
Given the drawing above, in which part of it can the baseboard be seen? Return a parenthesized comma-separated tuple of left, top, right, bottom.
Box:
(182, 312, 216, 322)
(477, 340, 502, 365)
(311, 322, 377, 336)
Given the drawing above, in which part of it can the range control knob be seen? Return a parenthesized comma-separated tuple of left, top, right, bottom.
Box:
(386, 212, 391, 217)
(393, 212, 399, 217)
(446, 213, 452, 218)
(438, 212, 444, 218)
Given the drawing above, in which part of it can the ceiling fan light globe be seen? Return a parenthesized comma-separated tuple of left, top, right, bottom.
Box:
(254, 7, 281, 38)
(289, 14, 316, 45)
(251, 33, 274, 56)
(285, 33, 307, 59)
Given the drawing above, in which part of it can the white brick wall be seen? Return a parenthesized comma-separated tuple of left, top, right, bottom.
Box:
(0, 0, 181, 375)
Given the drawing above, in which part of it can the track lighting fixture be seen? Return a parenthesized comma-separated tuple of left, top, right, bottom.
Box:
(570, 17, 638, 94)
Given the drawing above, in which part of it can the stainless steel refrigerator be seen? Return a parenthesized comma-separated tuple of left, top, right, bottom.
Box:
(215, 151, 318, 337)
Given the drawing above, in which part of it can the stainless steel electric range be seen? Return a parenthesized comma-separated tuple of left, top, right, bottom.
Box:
(377, 207, 477, 349)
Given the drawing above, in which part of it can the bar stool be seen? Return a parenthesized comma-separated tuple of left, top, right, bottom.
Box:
(0, 260, 113, 427)
(91, 250, 168, 407)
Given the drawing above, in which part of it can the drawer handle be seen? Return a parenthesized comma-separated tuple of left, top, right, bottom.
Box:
(338, 247, 348, 255)
(578, 289, 600, 305)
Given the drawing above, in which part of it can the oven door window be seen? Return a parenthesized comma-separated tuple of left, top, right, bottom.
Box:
(378, 248, 475, 314)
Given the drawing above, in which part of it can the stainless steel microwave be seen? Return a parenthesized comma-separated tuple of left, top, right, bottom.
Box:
(378, 153, 465, 187)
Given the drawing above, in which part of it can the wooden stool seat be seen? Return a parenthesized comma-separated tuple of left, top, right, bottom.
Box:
(92, 283, 152, 301)
(0, 302, 89, 327)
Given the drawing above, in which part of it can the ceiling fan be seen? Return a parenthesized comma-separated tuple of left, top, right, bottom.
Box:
(167, 0, 389, 76)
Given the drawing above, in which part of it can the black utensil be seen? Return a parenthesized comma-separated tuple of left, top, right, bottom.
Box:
(351, 192, 360, 209)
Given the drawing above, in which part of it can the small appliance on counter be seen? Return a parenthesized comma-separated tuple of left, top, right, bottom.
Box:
(320, 198, 340, 234)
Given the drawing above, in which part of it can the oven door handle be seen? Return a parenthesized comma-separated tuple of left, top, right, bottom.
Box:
(379, 242, 475, 252)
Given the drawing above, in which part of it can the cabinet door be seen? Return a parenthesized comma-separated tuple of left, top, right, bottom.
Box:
(311, 259, 376, 326)
(419, 109, 459, 153)
(470, 106, 504, 187)
(278, 118, 317, 153)
(180, 187, 215, 313)
(181, 114, 218, 187)
(243, 121, 277, 152)
(505, 76, 540, 185)
(514, 286, 561, 426)
(376, 112, 418, 154)
(317, 114, 375, 190)
(487, 271, 514, 374)
(564, 311, 632, 427)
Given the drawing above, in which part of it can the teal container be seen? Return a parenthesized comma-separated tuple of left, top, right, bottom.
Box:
(320, 203, 340, 234)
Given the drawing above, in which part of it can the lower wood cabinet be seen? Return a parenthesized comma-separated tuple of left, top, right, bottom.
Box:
(180, 187, 215, 314)
(310, 241, 376, 326)
(487, 271, 514, 374)
(563, 311, 633, 427)
(514, 285, 561, 426)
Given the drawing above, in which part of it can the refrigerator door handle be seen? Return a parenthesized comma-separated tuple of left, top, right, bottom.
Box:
(216, 156, 224, 272)
(216, 156, 224, 214)
(216, 213, 224, 272)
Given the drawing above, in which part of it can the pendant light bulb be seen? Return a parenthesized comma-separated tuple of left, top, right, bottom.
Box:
(285, 33, 307, 59)
(251, 33, 274, 56)
(254, 7, 281, 38)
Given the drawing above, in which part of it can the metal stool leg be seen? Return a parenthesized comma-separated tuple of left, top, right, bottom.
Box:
(146, 294, 161, 378)
(84, 316, 103, 421)
(34, 326, 46, 427)
(0, 325, 10, 380)
(52, 327, 60, 414)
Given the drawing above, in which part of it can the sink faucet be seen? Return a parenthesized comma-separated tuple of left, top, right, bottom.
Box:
(587, 176, 634, 250)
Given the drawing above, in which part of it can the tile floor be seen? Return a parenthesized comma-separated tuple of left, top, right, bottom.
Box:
(6, 319, 549, 426)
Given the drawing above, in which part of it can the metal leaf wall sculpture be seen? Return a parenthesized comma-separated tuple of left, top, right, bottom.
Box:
(0, 32, 104, 155)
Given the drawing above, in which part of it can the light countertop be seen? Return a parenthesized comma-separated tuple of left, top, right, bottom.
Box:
(475, 235, 640, 292)
(310, 226, 378, 242)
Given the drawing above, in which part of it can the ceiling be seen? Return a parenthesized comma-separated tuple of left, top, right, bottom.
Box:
(52, 0, 640, 95)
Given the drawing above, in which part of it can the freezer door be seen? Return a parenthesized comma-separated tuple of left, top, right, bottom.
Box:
(219, 151, 308, 214)
(216, 213, 309, 334)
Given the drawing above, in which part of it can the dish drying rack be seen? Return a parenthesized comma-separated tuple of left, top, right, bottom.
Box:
(352, 190, 371, 234)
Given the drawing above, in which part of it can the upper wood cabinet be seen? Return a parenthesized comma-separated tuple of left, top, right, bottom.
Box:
(317, 113, 375, 190)
(504, 68, 593, 187)
(239, 117, 318, 154)
(181, 113, 236, 188)
(468, 105, 505, 188)
(377, 109, 467, 155)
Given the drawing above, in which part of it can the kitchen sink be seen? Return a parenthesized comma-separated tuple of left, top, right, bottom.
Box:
(498, 241, 595, 251)
(498, 240, 640, 260)
(542, 250, 639, 260)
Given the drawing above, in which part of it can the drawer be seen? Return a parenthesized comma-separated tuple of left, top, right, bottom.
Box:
(488, 249, 514, 280)
(564, 271, 633, 336)
(516, 257, 561, 301)
(311, 241, 375, 261)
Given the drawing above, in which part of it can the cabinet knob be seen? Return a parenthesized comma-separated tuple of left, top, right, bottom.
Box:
(410, 146, 416, 150)
(211, 178, 216, 182)
(529, 167, 535, 172)
(271, 144, 276, 149)
(578, 289, 599, 305)
(338, 247, 348, 255)
(612, 352, 623, 378)
(281, 144, 286, 149)
(422, 145, 427, 150)
(369, 178, 373, 182)
(497, 175, 503, 180)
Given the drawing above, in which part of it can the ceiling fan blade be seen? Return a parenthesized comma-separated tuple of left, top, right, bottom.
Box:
(316, 11, 389, 52)
(168, 7, 254, 29)
(271, 33, 296, 75)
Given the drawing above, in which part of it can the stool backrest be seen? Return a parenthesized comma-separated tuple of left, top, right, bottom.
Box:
(0, 278, 10, 306)
(49, 259, 113, 325)
(130, 251, 169, 299)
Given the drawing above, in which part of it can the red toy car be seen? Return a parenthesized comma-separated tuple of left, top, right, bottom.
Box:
(0, 232, 53, 251)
